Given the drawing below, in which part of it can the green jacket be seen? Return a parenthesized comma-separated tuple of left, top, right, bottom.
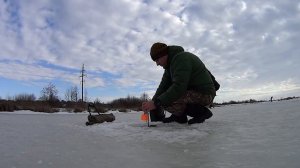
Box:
(153, 45, 216, 106)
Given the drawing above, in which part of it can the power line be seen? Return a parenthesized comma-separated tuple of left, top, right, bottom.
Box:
(80, 64, 87, 102)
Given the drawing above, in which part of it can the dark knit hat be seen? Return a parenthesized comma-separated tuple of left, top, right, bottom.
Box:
(150, 42, 168, 61)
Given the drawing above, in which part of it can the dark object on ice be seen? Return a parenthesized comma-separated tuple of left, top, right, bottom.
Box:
(85, 103, 115, 126)
(185, 104, 213, 125)
(162, 114, 188, 124)
(85, 113, 115, 126)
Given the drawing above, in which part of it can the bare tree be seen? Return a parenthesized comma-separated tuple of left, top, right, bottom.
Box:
(140, 92, 150, 101)
(6, 95, 13, 100)
(94, 98, 102, 104)
(71, 86, 79, 102)
(65, 88, 71, 101)
(40, 82, 59, 102)
(14, 93, 36, 101)
(65, 86, 79, 102)
(84, 89, 88, 102)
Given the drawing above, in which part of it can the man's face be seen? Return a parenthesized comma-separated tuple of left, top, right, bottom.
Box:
(155, 55, 168, 68)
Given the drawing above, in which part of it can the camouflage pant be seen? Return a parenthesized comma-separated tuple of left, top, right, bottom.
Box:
(164, 91, 214, 116)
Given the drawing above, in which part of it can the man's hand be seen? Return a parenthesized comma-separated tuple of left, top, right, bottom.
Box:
(142, 101, 156, 112)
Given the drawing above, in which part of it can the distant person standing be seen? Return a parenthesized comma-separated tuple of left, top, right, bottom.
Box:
(270, 96, 273, 102)
(142, 42, 220, 124)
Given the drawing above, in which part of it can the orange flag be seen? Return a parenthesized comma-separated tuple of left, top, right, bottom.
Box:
(141, 113, 149, 122)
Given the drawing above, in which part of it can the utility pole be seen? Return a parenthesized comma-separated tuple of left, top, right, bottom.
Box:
(80, 64, 87, 102)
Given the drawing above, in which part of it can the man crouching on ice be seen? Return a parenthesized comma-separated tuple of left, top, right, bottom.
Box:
(142, 42, 218, 125)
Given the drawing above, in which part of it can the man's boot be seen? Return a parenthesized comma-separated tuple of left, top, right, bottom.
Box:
(162, 114, 187, 124)
(149, 107, 165, 122)
(186, 104, 213, 125)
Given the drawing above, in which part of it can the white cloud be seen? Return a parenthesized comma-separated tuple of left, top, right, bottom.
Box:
(0, 61, 104, 87)
(240, 1, 247, 12)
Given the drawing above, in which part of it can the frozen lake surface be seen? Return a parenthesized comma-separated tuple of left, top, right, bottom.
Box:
(1, 99, 300, 168)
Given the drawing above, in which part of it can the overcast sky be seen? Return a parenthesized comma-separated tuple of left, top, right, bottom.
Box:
(0, 0, 300, 103)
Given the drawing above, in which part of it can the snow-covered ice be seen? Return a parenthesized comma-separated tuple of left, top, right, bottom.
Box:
(1, 99, 300, 168)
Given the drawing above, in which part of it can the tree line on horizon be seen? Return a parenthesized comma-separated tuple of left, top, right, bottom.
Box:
(0, 82, 299, 113)
(0, 82, 151, 112)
